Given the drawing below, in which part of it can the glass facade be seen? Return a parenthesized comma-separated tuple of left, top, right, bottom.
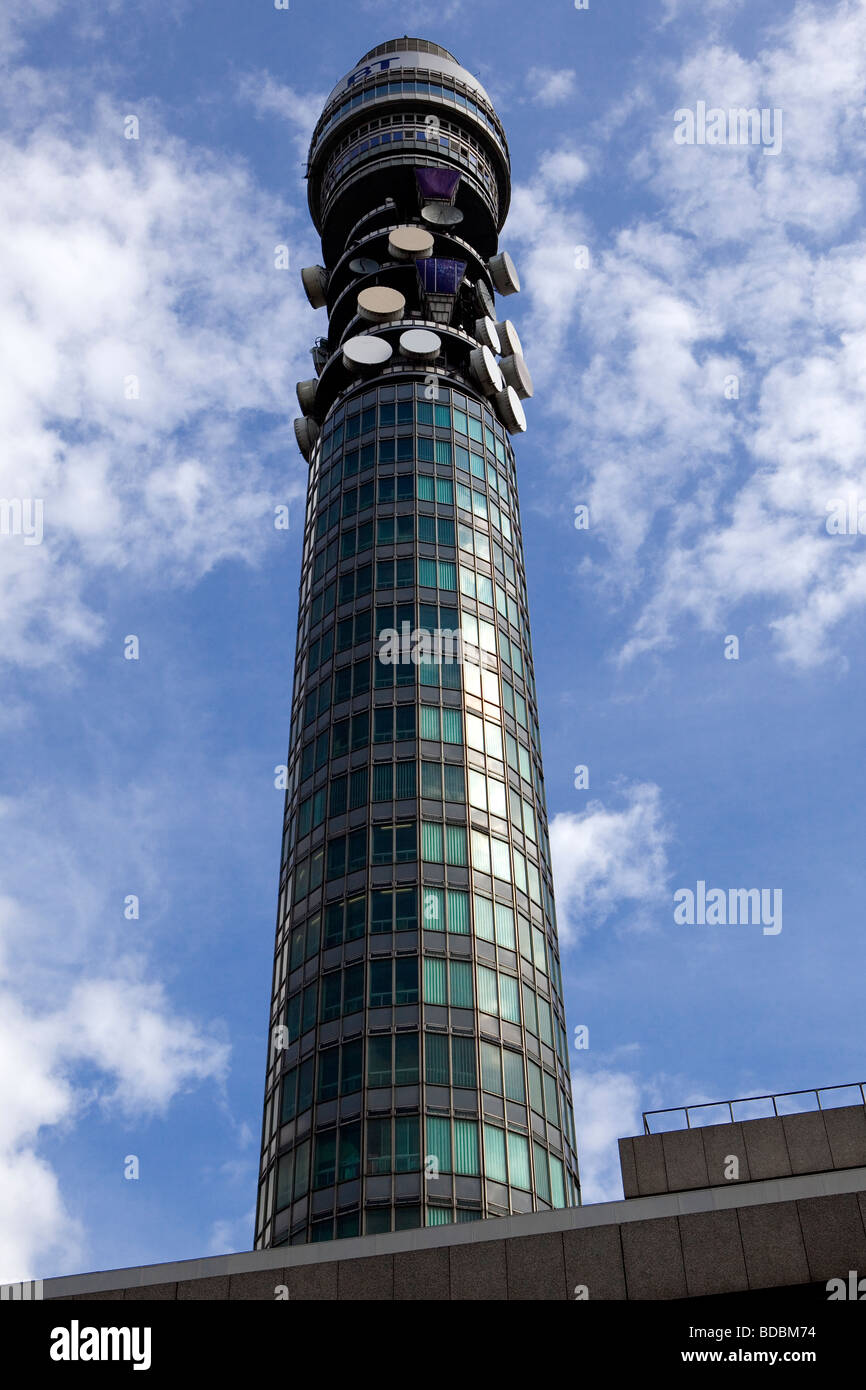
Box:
(255, 39, 579, 1250)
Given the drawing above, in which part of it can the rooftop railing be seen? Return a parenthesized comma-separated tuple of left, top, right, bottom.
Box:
(643, 1082, 866, 1135)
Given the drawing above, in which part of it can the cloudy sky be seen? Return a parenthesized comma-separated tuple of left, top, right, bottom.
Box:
(1, 0, 864, 1282)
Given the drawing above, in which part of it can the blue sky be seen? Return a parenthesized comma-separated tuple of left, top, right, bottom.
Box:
(1, 0, 865, 1281)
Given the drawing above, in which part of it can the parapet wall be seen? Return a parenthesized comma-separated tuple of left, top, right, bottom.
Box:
(621, 1104, 866, 1198)
(41, 1149, 866, 1301)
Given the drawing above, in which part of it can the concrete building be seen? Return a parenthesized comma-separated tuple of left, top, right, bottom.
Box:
(42, 1096, 866, 1300)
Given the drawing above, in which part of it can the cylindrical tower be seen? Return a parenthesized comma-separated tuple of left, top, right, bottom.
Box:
(255, 36, 580, 1249)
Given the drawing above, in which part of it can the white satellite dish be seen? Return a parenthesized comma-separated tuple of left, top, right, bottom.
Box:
(294, 416, 320, 459)
(399, 328, 442, 360)
(496, 319, 522, 358)
(357, 285, 406, 322)
(493, 385, 526, 434)
(300, 265, 328, 309)
(342, 335, 394, 371)
(349, 256, 380, 275)
(499, 354, 533, 399)
(474, 317, 500, 352)
(421, 203, 464, 227)
(474, 279, 495, 319)
(388, 226, 434, 260)
(296, 379, 318, 414)
(488, 250, 520, 296)
(469, 345, 505, 396)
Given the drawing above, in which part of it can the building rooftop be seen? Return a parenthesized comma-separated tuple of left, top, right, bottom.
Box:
(357, 38, 460, 65)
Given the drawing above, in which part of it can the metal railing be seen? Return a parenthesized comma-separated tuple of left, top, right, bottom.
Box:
(643, 1082, 866, 1135)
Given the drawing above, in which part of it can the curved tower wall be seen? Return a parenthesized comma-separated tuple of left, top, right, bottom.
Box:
(255, 36, 580, 1249)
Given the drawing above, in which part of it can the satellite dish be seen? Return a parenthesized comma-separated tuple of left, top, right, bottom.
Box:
(296, 379, 318, 414)
(300, 265, 328, 309)
(357, 285, 406, 322)
(469, 345, 505, 396)
(488, 250, 520, 296)
(399, 328, 441, 360)
(474, 279, 495, 319)
(493, 385, 526, 434)
(421, 203, 464, 227)
(499, 353, 533, 399)
(496, 319, 522, 358)
(342, 335, 394, 371)
(474, 316, 500, 352)
(294, 416, 320, 459)
(388, 226, 434, 260)
(349, 257, 380, 275)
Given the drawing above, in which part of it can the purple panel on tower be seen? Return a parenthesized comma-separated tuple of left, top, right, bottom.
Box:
(415, 168, 461, 202)
(415, 258, 467, 295)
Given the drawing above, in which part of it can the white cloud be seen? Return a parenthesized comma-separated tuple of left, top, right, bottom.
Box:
(501, 155, 593, 384)
(507, 0, 866, 670)
(538, 148, 590, 189)
(63, 979, 227, 1114)
(550, 783, 672, 942)
(0, 0, 62, 59)
(570, 1067, 642, 1202)
(359, 0, 465, 23)
(0, 0, 137, 63)
(0, 1148, 81, 1292)
(659, 0, 746, 26)
(0, 97, 315, 672)
(0, 961, 230, 1284)
(235, 71, 327, 162)
(527, 66, 577, 107)
(207, 1210, 255, 1257)
(570, 1064, 730, 1202)
(0, 784, 231, 1284)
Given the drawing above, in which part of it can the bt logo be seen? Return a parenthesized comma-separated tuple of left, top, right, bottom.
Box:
(346, 58, 399, 89)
